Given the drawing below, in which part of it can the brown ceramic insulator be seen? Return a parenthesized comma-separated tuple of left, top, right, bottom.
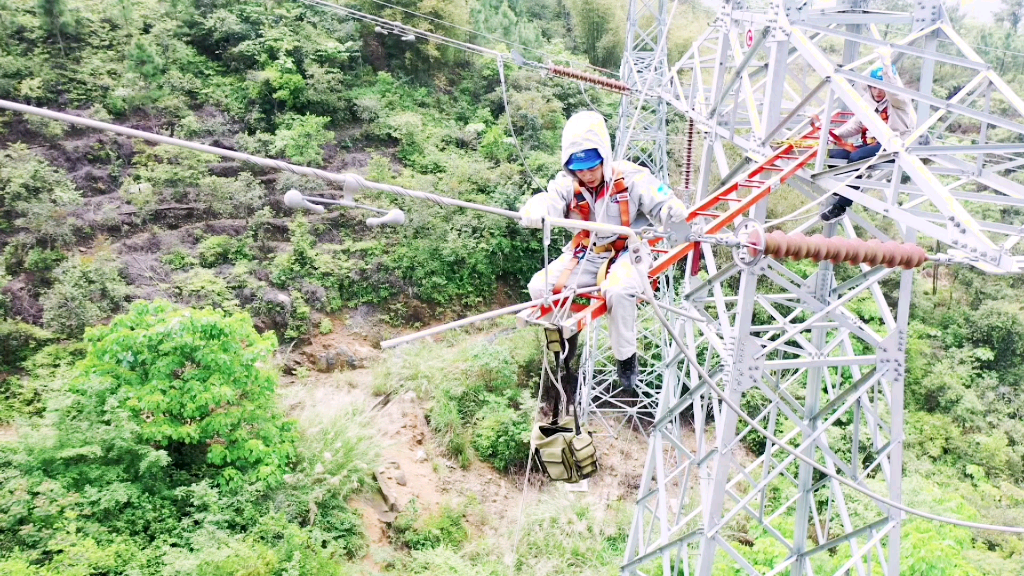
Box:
(806, 234, 830, 262)
(864, 239, 884, 267)
(683, 120, 696, 191)
(547, 65, 632, 94)
(747, 230, 929, 269)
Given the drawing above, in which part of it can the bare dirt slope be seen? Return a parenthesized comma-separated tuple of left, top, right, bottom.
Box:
(278, 322, 654, 564)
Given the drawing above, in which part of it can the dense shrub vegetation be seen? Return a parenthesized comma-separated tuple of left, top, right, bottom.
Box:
(375, 324, 541, 471)
(0, 301, 375, 575)
(2, 0, 1024, 573)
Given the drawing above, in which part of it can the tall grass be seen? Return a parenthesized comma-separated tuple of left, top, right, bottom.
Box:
(273, 387, 385, 559)
(287, 389, 384, 500)
(383, 494, 630, 575)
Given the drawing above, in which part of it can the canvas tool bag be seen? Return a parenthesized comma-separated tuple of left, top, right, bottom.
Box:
(531, 413, 597, 483)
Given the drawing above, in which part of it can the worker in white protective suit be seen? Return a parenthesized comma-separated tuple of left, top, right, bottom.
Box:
(820, 47, 917, 222)
(518, 111, 687, 393)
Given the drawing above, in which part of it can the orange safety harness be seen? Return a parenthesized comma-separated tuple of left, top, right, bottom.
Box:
(810, 104, 889, 153)
(861, 105, 889, 146)
(552, 169, 631, 294)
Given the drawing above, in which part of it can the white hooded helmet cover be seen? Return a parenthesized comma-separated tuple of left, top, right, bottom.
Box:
(561, 111, 615, 184)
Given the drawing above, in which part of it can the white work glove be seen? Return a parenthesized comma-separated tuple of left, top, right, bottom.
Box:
(875, 46, 894, 67)
(659, 197, 687, 226)
(518, 196, 548, 229)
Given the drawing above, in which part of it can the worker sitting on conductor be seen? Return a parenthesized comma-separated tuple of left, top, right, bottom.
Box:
(820, 48, 917, 222)
(518, 111, 687, 393)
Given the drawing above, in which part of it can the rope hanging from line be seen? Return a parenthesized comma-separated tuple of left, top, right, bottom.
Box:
(497, 56, 548, 193)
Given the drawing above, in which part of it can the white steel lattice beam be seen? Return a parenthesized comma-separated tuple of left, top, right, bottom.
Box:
(615, 0, 1024, 575)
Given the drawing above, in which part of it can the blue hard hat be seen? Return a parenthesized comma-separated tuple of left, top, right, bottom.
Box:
(566, 148, 603, 171)
(869, 65, 896, 81)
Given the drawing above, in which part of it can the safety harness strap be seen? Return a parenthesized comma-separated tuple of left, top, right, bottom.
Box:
(861, 105, 889, 146)
(554, 170, 631, 294)
(552, 256, 580, 294)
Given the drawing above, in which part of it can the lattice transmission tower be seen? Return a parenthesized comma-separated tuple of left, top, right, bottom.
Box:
(5, 0, 1022, 571)
(612, 0, 1024, 575)
(577, 0, 677, 435)
(616, 0, 672, 182)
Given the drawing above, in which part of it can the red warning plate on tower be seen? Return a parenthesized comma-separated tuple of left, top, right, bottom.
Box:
(745, 29, 754, 49)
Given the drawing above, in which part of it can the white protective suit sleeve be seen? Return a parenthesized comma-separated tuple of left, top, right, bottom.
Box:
(660, 197, 687, 224)
(517, 111, 682, 239)
(879, 62, 917, 140)
(617, 160, 678, 228)
(833, 115, 864, 141)
(517, 173, 575, 228)
(834, 59, 916, 142)
(880, 63, 911, 112)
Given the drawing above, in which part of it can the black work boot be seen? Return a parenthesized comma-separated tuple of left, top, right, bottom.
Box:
(616, 353, 638, 394)
(819, 202, 847, 223)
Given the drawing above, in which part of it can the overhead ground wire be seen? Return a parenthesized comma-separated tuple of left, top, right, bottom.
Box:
(299, 0, 500, 57)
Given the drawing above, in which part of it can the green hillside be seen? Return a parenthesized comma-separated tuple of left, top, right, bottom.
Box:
(1, 0, 1023, 574)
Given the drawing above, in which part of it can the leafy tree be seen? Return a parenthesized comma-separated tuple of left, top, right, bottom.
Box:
(564, 0, 625, 69)
(195, 234, 252, 268)
(36, 0, 76, 55)
(196, 172, 265, 219)
(997, 0, 1024, 32)
(471, 392, 533, 472)
(123, 144, 218, 200)
(0, 321, 54, 372)
(73, 300, 298, 489)
(239, 113, 334, 167)
(473, 0, 543, 49)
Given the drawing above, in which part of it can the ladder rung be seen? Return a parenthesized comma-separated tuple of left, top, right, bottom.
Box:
(693, 210, 718, 217)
